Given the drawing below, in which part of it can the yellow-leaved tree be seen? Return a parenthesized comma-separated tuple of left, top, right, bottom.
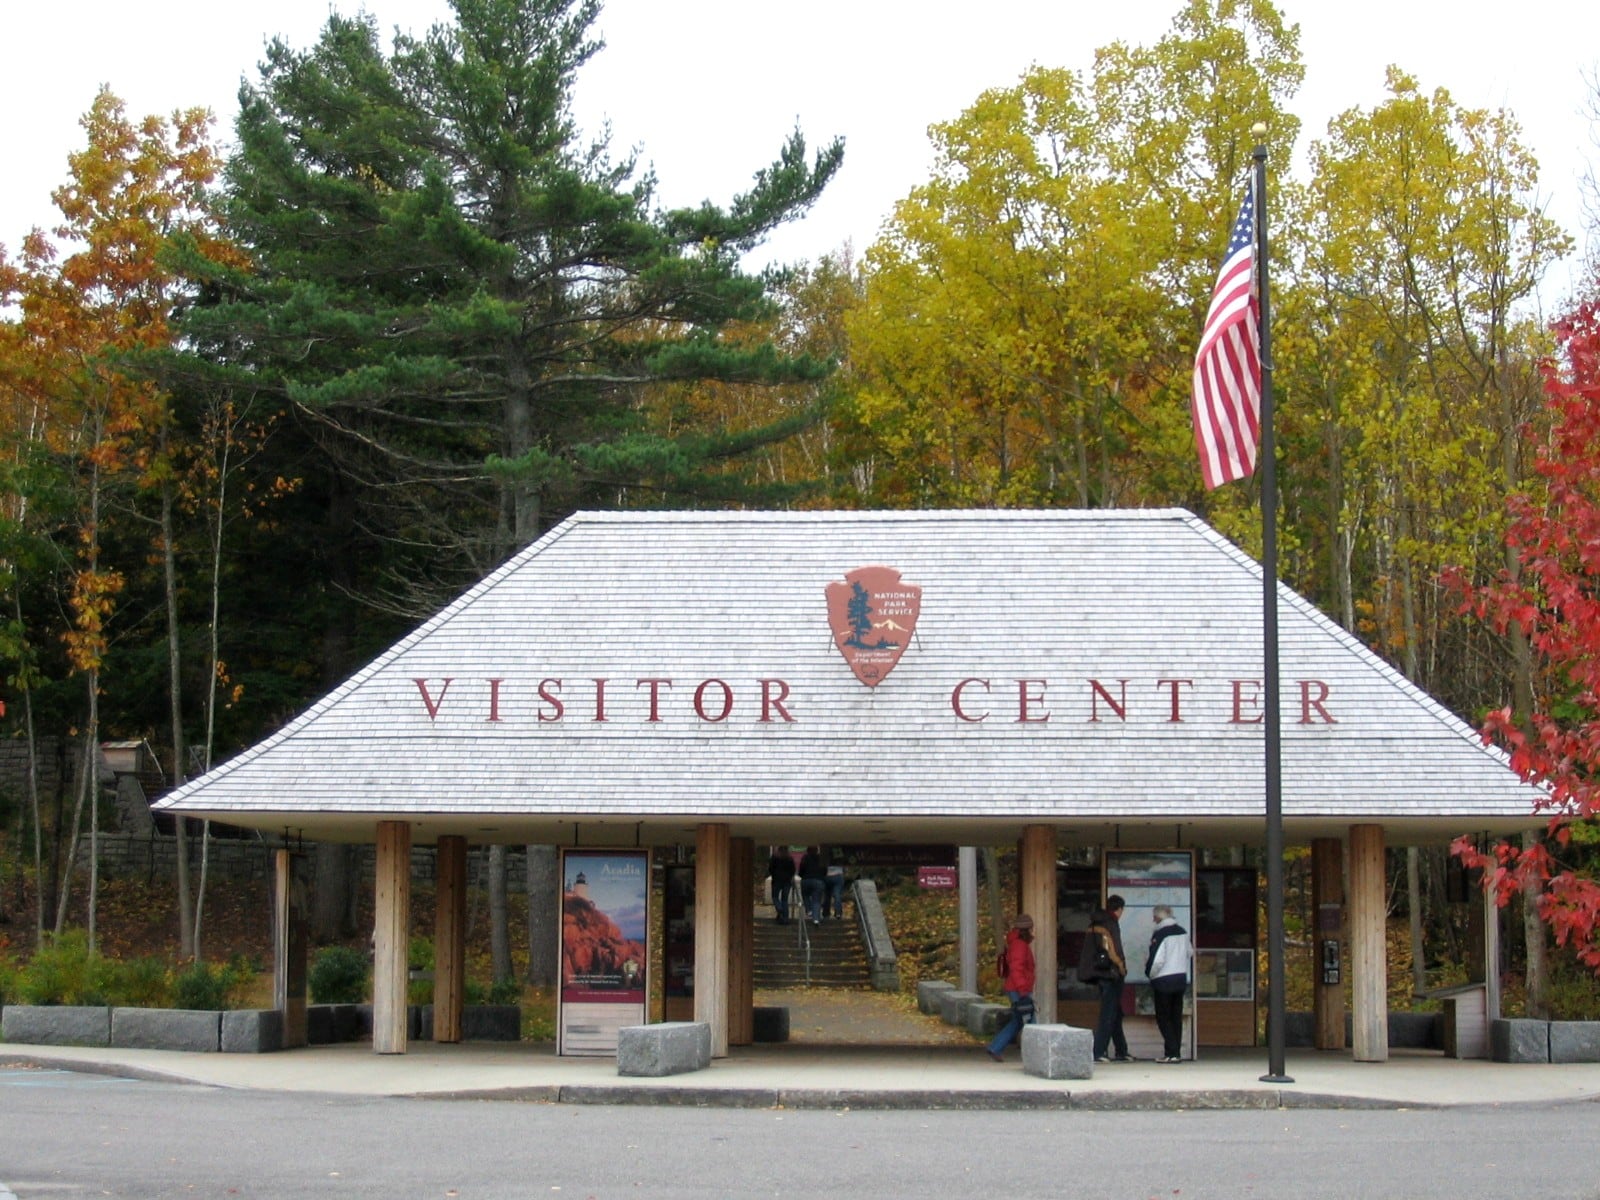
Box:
(0, 88, 230, 952)
(844, 0, 1302, 512)
(1282, 68, 1568, 1000)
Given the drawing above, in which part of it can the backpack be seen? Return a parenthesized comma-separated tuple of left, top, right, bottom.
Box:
(1077, 925, 1118, 983)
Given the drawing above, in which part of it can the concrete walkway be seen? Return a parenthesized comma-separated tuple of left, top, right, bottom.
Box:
(756, 985, 973, 1045)
(6, 1038, 1600, 1110)
(4, 988, 1598, 1110)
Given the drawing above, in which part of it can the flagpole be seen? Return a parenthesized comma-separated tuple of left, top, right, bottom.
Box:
(1253, 123, 1293, 1085)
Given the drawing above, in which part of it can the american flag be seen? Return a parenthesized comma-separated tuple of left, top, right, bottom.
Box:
(1191, 184, 1261, 489)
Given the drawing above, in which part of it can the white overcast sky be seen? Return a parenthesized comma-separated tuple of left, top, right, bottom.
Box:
(4, 0, 1597, 308)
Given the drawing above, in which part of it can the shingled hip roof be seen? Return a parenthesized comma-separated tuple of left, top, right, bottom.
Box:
(155, 508, 1546, 846)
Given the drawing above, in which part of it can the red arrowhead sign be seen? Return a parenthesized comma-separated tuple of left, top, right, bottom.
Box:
(825, 566, 922, 687)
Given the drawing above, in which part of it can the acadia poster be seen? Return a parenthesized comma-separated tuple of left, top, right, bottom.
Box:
(557, 849, 649, 1056)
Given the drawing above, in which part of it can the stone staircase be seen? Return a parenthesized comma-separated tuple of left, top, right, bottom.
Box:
(752, 910, 872, 988)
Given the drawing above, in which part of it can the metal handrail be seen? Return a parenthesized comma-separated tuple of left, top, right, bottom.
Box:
(850, 878, 900, 990)
(853, 880, 877, 960)
(795, 898, 811, 984)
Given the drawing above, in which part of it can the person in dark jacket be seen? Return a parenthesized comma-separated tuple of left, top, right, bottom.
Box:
(1144, 904, 1192, 1062)
(798, 847, 827, 924)
(1077, 895, 1131, 1063)
(767, 849, 797, 924)
(987, 913, 1037, 1061)
(824, 857, 847, 919)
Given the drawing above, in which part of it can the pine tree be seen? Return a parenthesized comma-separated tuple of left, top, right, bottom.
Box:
(165, 0, 840, 947)
(177, 0, 843, 618)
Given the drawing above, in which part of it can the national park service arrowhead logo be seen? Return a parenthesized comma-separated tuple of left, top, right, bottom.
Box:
(825, 566, 922, 687)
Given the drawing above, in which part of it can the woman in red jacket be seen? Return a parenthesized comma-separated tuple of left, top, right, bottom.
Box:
(986, 913, 1036, 1061)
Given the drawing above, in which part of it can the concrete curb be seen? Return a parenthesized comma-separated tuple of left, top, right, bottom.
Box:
(779, 1087, 1076, 1110)
(0, 1053, 216, 1090)
(0, 1054, 1408, 1110)
(7, 1050, 1600, 1112)
(559, 1084, 779, 1108)
(400, 1085, 563, 1103)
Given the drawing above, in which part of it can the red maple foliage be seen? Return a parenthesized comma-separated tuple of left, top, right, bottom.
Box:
(1449, 296, 1600, 976)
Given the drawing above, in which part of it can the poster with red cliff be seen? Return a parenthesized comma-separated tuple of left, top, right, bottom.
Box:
(557, 849, 649, 1056)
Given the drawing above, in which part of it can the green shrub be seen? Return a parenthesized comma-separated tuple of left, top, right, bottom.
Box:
(407, 936, 435, 971)
(0, 954, 18, 1008)
(18, 930, 118, 1006)
(1547, 952, 1600, 1021)
(487, 978, 521, 1006)
(115, 957, 174, 1008)
(172, 960, 245, 1011)
(405, 936, 436, 1004)
(309, 945, 369, 1004)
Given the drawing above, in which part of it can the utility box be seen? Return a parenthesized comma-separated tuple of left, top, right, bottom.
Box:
(1430, 982, 1488, 1059)
(101, 738, 155, 776)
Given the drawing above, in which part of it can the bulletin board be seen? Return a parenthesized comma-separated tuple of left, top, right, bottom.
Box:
(557, 849, 649, 1056)
(1192, 865, 1259, 1046)
(1103, 850, 1196, 1060)
(1103, 850, 1195, 986)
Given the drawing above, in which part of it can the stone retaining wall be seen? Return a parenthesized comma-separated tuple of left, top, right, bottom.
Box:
(78, 834, 533, 890)
(1491, 1018, 1600, 1063)
(1, 1002, 519, 1051)
(1284, 1010, 1444, 1050)
(1, 1004, 280, 1053)
(0, 737, 69, 806)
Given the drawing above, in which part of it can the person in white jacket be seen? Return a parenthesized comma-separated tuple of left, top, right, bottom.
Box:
(1144, 905, 1193, 1063)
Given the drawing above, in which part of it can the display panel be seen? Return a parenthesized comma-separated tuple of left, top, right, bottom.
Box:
(1103, 850, 1194, 985)
(1193, 947, 1255, 1001)
(1103, 850, 1196, 1060)
(557, 849, 649, 1056)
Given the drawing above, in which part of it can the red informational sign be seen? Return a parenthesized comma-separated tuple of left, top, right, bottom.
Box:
(825, 566, 922, 687)
(918, 865, 958, 889)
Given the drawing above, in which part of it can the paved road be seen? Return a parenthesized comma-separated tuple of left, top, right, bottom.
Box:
(4, 1066, 1598, 1199)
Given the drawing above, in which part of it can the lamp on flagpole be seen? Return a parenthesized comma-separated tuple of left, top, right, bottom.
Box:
(1253, 121, 1293, 1085)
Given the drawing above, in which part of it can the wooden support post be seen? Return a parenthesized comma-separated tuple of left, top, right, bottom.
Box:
(693, 823, 731, 1058)
(373, 821, 412, 1055)
(1311, 837, 1346, 1051)
(1348, 824, 1388, 1062)
(1466, 878, 1487, 982)
(433, 835, 468, 1044)
(1019, 825, 1058, 1024)
(959, 847, 979, 995)
(727, 838, 754, 1047)
(272, 848, 308, 1049)
(1484, 876, 1502, 1021)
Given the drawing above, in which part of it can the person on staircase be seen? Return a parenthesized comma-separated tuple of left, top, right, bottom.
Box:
(798, 847, 827, 924)
(986, 913, 1036, 1062)
(824, 853, 847, 919)
(767, 848, 797, 924)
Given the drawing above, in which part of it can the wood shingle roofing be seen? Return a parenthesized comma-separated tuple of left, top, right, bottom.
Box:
(154, 509, 1546, 847)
